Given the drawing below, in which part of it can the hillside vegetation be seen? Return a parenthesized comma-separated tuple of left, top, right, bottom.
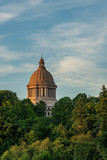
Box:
(0, 85, 107, 160)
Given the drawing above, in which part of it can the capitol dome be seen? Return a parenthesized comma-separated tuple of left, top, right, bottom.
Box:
(28, 58, 55, 86)
(27, 57, 57, 116)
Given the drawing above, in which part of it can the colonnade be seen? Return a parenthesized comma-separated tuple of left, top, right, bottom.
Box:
(28, 86, 56, 99)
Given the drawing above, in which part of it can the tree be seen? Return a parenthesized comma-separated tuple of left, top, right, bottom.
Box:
(99, 85, 107, 129)
(20, 152, 31, 160)
(96, 85, 107, 160)
(34, 101, 46, 117)
(85, 100, 98, 137)
(72, 98, 88, 134)
(73, 142, 100, 160)
(52, 137, 72, 160)
(32, 151, 51, 160)
(32, 117, 53, 140)
(52, 124, 67, 139)
(72, 93, 88, 106)
(0, 90, 19, 106)
(52, 97, 72, 126)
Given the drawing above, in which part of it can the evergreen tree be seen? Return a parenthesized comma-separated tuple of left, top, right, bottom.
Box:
(72, 98, 88, 134)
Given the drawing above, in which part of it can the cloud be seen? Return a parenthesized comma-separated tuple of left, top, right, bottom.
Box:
(0, 0, 98, 23)
(0, 34, 6, 39)
(32, 21, 107, 59)
(0, 63, 36, 76)
(31, 0, 97, 17)
(31, 21, 107, 89)
(0, 46, 20, 60)
(0, 45, 37, 61)
(55, 57, 95, 73)
(53, 56, 106, 87)
(0, 13, 14, 22)
(0, 0, 43, 23)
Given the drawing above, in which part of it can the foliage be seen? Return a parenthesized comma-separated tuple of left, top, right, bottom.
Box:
(52, 97, 73, 126)
(0, 86, 107, 159)
(34, 101, 46, 117)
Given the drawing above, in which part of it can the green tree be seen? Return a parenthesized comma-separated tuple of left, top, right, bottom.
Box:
(52, 137, 72, 160)
(52, 124, 67, 139)
(72, 98, 88, 134)
(32, 117, 53, 140)
(96, 85, 107, 160)
(20, 152, 31, 160)
(0, 90, 19, 106)
(52, 97, 72, 126)
(73, 142, 100, 160)
(34, 101, 46, 116)
(72, 93, 88, 106)
(32, 151, 51, 160)
(85, 100, 98, 137)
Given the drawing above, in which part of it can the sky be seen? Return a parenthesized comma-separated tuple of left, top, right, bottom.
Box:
(0, 0, 107, 100)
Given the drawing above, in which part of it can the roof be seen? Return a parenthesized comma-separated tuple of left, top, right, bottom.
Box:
(28, 57, 56, 87)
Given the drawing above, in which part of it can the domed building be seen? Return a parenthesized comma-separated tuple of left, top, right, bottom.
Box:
(27, 57, 57, 116)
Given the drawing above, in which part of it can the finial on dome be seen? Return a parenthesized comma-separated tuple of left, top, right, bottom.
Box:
(39, 56, 45, 68)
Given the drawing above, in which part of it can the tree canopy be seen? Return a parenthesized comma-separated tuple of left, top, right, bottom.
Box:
(0, 85, 107, 160)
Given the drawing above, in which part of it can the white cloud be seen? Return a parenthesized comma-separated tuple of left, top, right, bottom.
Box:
(0, 0, 98, 23)
(0, 35, 6, 39)
(52, 57, 107, 95)
(32, 21, 107, 59)
(32, 0, 96, 17)
(0, 13, 14, 22)
(31, 21, 107, 89)
(0, 0, 43, 23)
(0, 63, 36, 76)
(0, 46, 20, 60)
(0, 45, 36, 61)
(55, 57, 96, 74)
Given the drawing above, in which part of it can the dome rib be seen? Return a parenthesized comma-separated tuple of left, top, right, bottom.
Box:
(28, 67, 55, 86)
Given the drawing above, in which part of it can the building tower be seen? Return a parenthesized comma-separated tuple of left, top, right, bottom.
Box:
(27, 57, 57, 116)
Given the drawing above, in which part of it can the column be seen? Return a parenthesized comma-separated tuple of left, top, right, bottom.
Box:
(29, 89, 30, 97)
(45, 87, 47, 97)
(54, 88, 56, 99)
(52, 88, 53, 97)
(41, 87, 43, 97)
(37, 87, 39, 97)
(46, 87, 48, 97)
(39, 88, 41, 97)
(32, 89, 34, 97)
(27, 88, 29, 98)
(50, 88, 51, 97)
(48, 88, 50, 97)
(35, 88, 37, 98)
(30, 89, 31, 97)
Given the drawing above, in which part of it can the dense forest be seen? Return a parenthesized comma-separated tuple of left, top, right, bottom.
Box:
(0, 85, 107, 160)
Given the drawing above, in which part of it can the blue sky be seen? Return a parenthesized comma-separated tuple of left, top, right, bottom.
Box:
(0, 0, 107, 100)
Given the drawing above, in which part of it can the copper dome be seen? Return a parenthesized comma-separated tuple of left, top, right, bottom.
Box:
(28, 58, 55, 86)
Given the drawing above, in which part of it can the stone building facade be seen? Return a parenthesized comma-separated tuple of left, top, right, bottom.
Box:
(27, 57, 57, 116)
